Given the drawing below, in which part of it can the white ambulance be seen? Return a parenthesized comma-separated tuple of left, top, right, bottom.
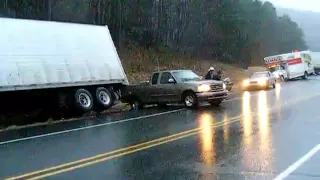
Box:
(264, 50, 314, 81)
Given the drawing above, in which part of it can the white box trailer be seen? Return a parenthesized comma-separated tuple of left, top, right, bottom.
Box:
(0, 18, 129, 116)
(264, 51, 314, 81)
(310, 52, 320, 74)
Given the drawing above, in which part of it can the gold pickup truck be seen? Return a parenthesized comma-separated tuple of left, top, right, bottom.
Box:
(121, 70, 228, 108)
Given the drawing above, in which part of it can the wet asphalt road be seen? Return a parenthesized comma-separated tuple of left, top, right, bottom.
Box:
(1, 77, 320, 180)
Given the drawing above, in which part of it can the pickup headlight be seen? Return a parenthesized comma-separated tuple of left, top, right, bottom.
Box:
(198, 84, 211, 92)
(223, 83, 226, 90)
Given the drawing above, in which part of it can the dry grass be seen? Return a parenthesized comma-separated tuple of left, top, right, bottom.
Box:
(120, 48, 265, 91)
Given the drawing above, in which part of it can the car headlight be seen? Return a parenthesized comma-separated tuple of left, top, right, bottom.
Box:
(197, 84, 211, 92)
(223, 83, 226, 90)
(258, 79, 267, 85)
(243, 80, 249, 86)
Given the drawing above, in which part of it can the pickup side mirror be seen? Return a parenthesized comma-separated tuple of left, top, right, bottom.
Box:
(168, 78, 175, 83)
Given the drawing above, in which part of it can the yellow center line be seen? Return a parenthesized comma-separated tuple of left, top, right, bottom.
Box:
(5, 117, 240, 180)
(5, 92, 320, 180)
(26, 118, 242, 180)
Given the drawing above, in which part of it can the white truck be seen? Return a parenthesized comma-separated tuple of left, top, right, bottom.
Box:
(0, 18, 129, 118)
(310, 52, 320, 75)
(264, 50, 314, 81)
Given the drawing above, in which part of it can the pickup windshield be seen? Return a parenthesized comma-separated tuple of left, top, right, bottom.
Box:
(172, 70, 201, 82)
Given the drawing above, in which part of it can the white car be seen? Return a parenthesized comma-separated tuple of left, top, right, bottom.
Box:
(242, 71, 276, 90)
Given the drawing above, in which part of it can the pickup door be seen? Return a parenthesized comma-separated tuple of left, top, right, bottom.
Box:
(157, 72, 181, 103)
(142, 72, 161, 104)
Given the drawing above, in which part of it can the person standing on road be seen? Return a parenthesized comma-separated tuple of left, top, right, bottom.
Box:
(217, 69, 223, 80)
(205, 67, 221, 81)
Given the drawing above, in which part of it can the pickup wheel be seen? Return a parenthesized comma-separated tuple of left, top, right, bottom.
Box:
(94, 87, 114, 110)
(131, 99, 144, 110)
(74, 88, 93, 113)
(183, 92, 198, 108)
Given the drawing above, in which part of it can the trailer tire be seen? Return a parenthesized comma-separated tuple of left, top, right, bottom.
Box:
(74, 88, 93, 112)
(95, 87, 114, 110)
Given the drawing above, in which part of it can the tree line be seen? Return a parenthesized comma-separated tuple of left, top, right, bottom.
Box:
(0, 0, 308, 66)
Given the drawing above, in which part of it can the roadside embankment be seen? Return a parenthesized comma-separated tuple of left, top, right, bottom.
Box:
(0, 49, 265, 131)
(121, 48, 266, 91)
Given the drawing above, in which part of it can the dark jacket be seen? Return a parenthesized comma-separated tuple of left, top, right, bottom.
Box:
(217, 69, 223, 80)
(205, 70, 220, 80)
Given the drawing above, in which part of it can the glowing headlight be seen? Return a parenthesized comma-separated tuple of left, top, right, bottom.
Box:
(223, 83, 226, 90)
(275, 74, 279, 78)
(243, 80, 249, 86)
(258, 80, 267, 85)
(198, 84, 211, 92)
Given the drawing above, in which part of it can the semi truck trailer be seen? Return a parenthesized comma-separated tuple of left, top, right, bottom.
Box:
(0, 18, 129, 120)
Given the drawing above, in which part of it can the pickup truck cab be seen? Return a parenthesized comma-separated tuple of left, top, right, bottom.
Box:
(121, 70, 228, 108)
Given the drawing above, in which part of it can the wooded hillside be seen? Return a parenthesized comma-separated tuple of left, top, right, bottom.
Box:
(0, 0, 307, 67)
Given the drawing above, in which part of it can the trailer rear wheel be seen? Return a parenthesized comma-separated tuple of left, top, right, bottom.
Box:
(74, 88, 93, 112)
(95, 87, 114, 110)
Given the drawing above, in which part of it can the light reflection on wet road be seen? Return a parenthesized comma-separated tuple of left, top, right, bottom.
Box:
(199, 113, 216, 179)
(1, 77, 320, 179)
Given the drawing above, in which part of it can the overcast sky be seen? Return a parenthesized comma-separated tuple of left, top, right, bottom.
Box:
(266, 0, 320, 12)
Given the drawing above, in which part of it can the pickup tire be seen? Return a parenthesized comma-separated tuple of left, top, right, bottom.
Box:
(182, 91, 198, 108)
(131, 99, 144, 110)
(94, 87, 114, 110)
